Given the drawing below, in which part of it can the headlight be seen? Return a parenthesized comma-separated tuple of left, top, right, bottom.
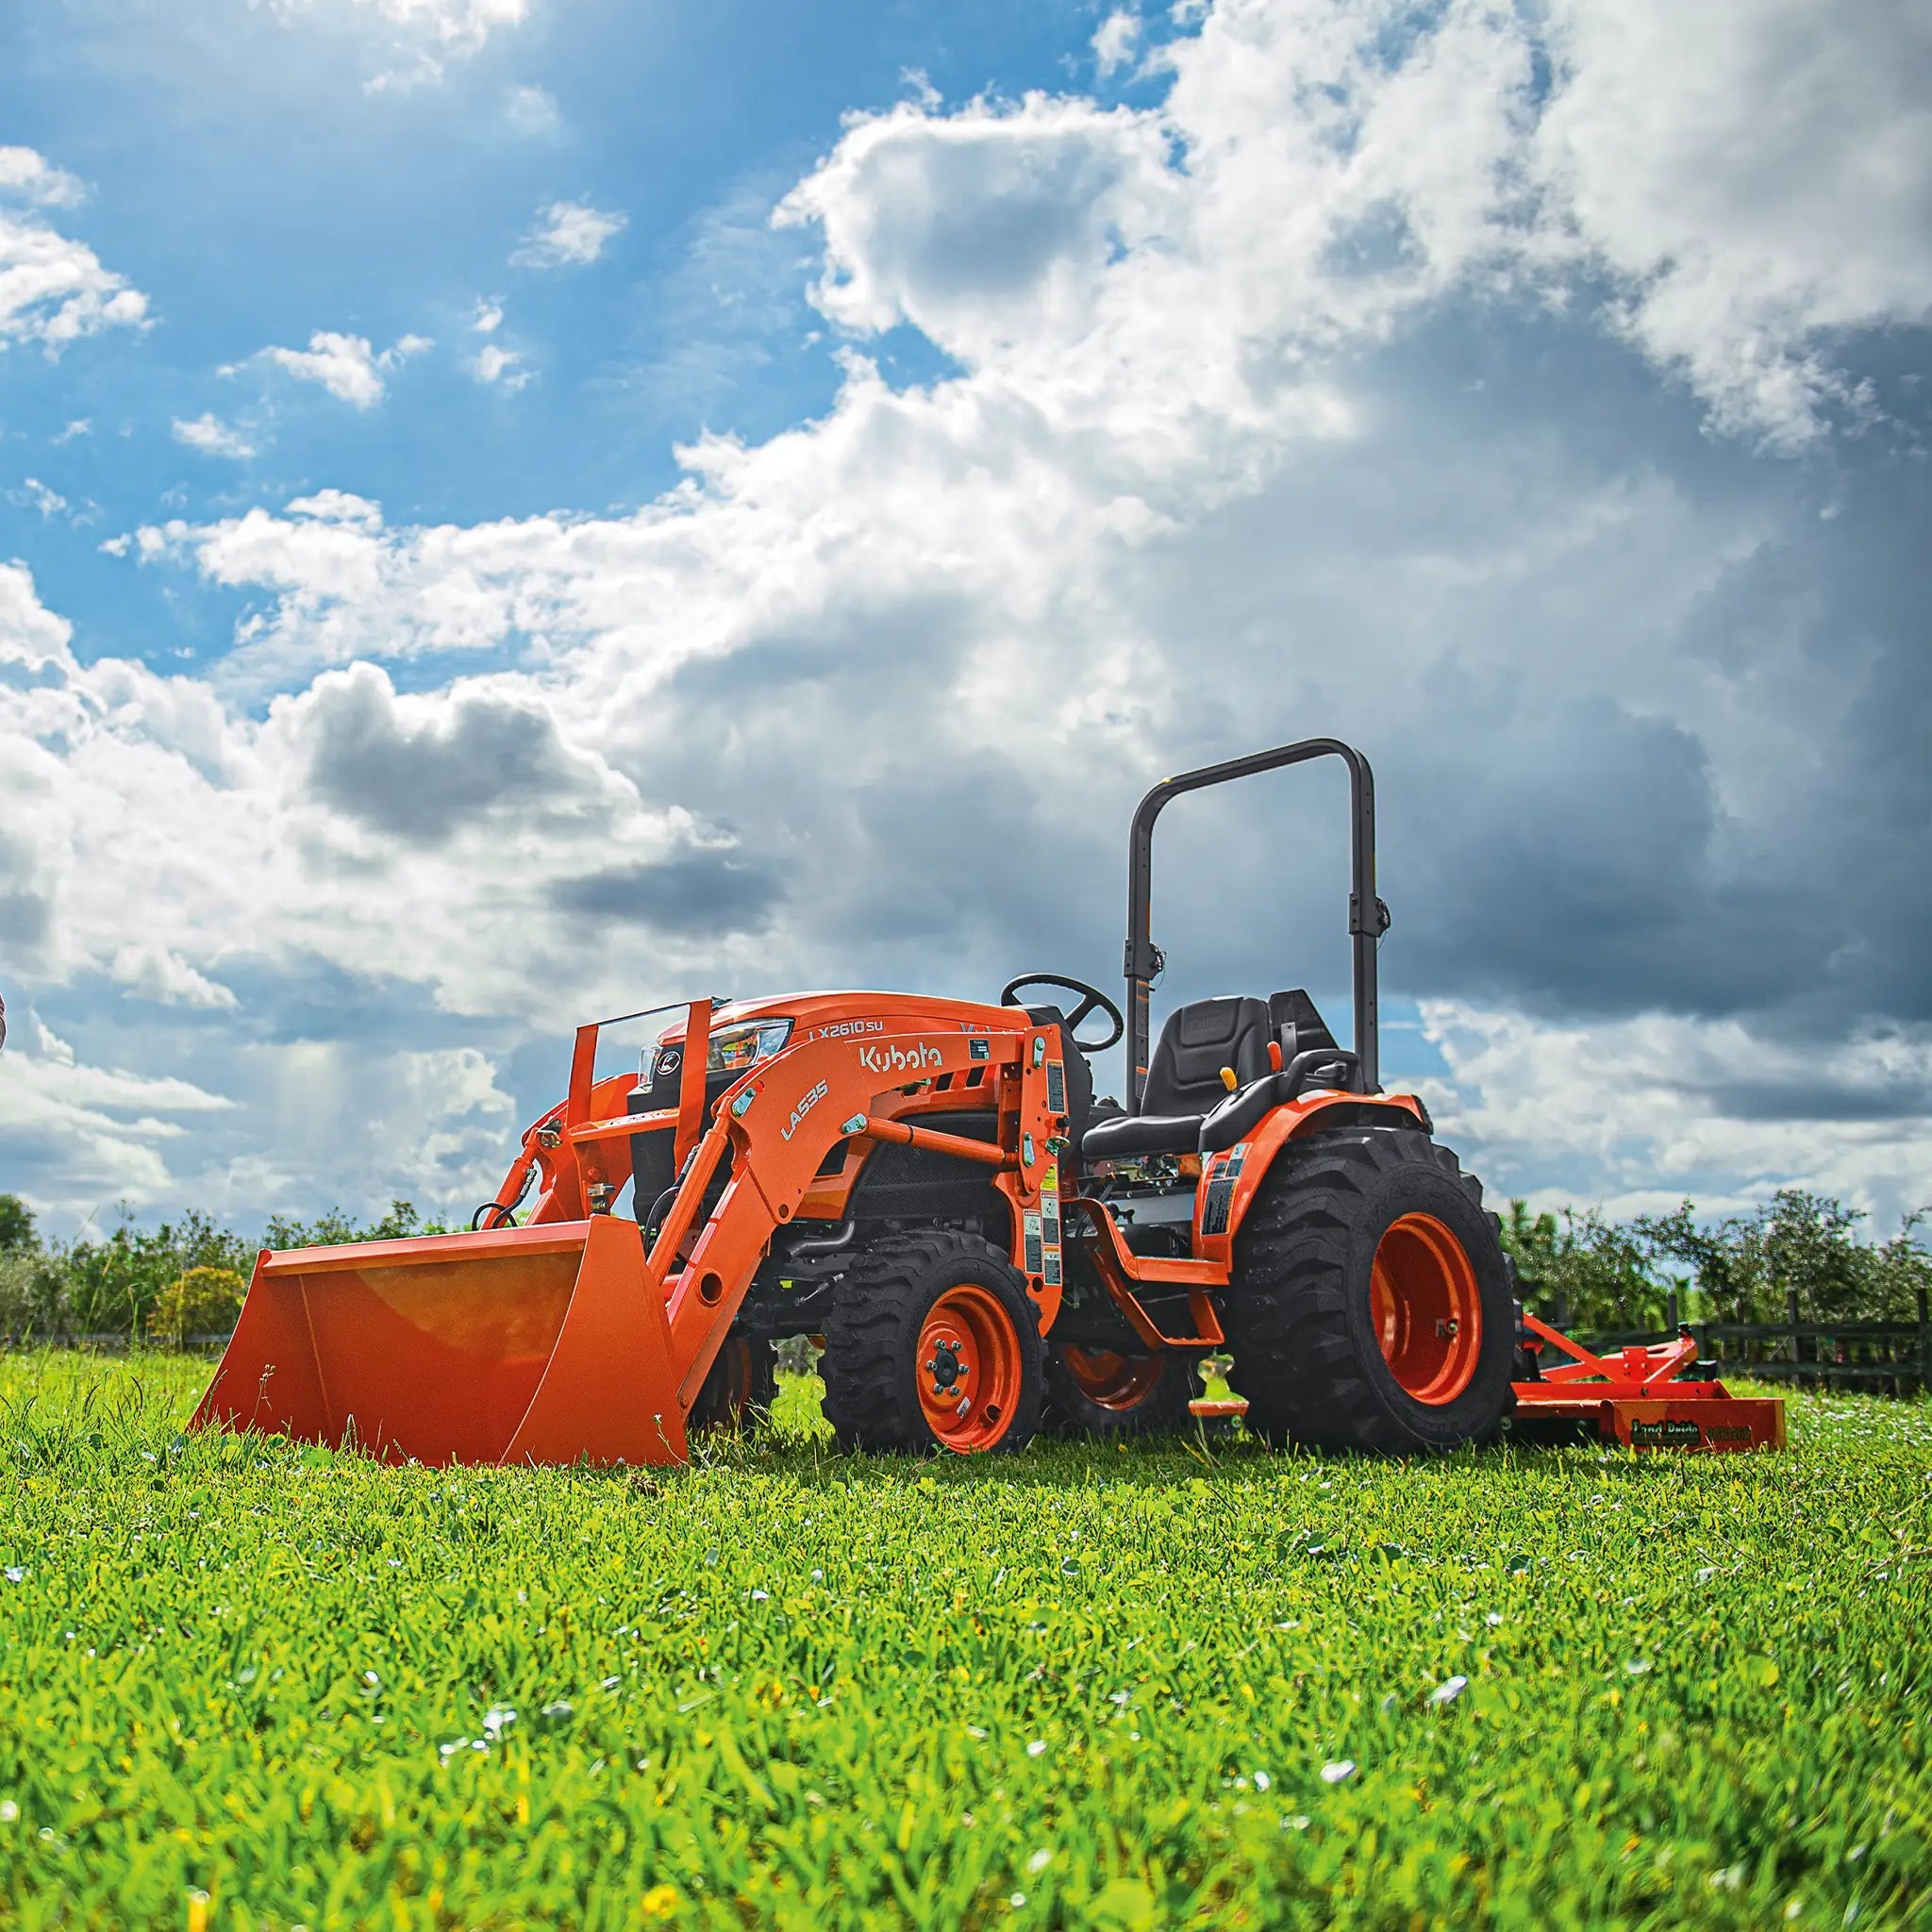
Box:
(705, 1018, 793, 1074)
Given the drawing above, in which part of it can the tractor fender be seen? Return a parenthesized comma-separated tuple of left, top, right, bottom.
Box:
(1193, 1091, 1431, 1264)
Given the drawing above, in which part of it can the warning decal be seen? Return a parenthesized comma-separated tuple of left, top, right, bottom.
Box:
(1200, 1146, 1241, 1240)
(1032, 1157, 1063, 1284)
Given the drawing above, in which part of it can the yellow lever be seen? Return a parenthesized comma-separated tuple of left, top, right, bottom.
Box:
(1219, 1066, 1239, 1091)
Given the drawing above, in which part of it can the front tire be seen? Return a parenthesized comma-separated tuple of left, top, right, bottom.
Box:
(1042, 1345, 1203, 1439)
(821, 1230, 1044, 1455)
(1226, 1131, 1514, 1453)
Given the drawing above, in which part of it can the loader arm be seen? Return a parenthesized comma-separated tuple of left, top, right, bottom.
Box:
(650, 1019, 1064, 1407)
(193, 1008, 1069, 1467)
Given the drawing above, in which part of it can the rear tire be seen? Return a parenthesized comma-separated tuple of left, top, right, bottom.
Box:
(821, 1230, 1044, 1455)
(688, 1334, 777, 1433)
(1225, 1131, 1514, 1453)
(1042, 1345, 1203, 1439)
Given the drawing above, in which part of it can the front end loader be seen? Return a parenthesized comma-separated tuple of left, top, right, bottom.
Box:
(193, 738, 1783, 1463)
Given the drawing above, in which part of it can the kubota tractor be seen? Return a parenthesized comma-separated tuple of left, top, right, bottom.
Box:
(194, 739, 1783, 1462)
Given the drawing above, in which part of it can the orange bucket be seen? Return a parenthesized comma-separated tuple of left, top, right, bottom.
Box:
(191, 1217, 689, 1466)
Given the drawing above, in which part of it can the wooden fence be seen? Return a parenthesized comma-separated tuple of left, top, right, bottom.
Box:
(1528, 1286, 1932, 1398)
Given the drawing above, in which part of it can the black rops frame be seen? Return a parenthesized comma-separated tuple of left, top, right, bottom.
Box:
(1123, 738, 1388, 1112)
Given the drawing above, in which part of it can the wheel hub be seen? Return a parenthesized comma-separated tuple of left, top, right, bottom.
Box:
(925, 1339, 969, 1394)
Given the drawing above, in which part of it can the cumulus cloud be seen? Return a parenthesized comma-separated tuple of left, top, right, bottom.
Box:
(0, 147, 85, 208)
(109, 944, 240, 1011)
(8, 0, 1931, 1227)
(1422, 1002, 1932, 1225)
(253, 329, 432, 408)
(0, 148, 150, 354)
(293, 660, 632, 845)
(1535, 0, 1932, 448)
(512, 199, 626, 268)
(472, 342, 530, 388)
(1093, 10, 1141, 75)
(173, 412, 258, 460)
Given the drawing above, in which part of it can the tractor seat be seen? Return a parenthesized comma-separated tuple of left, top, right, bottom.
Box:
(1081, 996, 1270, 1162)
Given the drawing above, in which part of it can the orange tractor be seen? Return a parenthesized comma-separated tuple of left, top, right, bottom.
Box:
(193, 740, 1782, 1462)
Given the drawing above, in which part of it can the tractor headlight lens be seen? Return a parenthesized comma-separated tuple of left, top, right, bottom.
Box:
(706, 1019, 793, 1074)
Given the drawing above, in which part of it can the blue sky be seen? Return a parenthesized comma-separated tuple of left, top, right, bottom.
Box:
(3, 0, 1116, 663)
(2, 0, 1929, 1241)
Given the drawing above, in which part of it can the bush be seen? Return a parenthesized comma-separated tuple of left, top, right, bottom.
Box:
(145, 1265, 248, 1345)
(61, 1209, 256, 1339)
(1499, 1201, 1669, 1330)
(1639, 1191, 1932, 1324)
(0, 1192, 35, 1253)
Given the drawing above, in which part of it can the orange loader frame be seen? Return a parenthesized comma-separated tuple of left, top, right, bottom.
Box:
(200, 1004, 1063, 1464)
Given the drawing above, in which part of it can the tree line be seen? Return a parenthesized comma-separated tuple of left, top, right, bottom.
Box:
(0, 1196, 447, 1343)
(1497, 1189, 1930, 1331)
(0, 1185, 1926, 1342)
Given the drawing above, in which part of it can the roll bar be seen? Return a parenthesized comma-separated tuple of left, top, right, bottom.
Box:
(1123, 738, 1387, 1110)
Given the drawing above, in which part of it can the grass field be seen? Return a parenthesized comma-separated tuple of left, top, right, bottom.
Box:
(2, 1353, 1928, 1930)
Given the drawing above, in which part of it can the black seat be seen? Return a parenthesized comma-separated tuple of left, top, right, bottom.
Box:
(1082, 996, 1270, 1160)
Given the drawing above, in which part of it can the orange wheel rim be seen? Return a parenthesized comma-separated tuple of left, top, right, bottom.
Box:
(917, 1285, 1024, 1452)
(1061, 1346, 1162, 1411)
(1369, 1213, 1481, 1406)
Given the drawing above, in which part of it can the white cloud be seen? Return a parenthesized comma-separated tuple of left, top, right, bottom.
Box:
(1093, 10, 1141, 76)
(505, 83, 562, 136)
(512, 199, 626, 269)
(471, 342, 530, 389)
(0, 1005, 238, 1220)
(11, 477, 69, 520)
(0, 149, 150, 354)
(1534, 0, 1932, 447)
(1421, 1002, 1932, 1230)
(0, 147, 84, 208)
(259, 0, 530, 89)
(471, 297, 504, 334)
(173, 412, 258, 460)
(255, 328, 432, 408)
(109, 944, 239, 1011)
(0, 558, 75, 674)
(259, 0, 528, 48)
(54, 418, 92, 442)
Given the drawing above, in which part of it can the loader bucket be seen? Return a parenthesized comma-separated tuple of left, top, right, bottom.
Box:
(190, 1217, 690, 1467)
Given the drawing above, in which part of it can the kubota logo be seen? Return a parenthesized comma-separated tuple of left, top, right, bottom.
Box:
(781, 1080, 829, 1141)
(858, 1041, 944, 1075)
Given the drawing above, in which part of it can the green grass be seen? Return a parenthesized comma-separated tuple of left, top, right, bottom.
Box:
(2, 1353, 1929, 1930)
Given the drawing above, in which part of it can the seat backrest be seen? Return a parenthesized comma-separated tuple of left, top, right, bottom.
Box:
(1268, 987, 1340, 1063)
(1143, 996, 1271, 1116)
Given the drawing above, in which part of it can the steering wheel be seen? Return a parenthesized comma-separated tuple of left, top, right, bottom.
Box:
(999, 974, 1124, 1055)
